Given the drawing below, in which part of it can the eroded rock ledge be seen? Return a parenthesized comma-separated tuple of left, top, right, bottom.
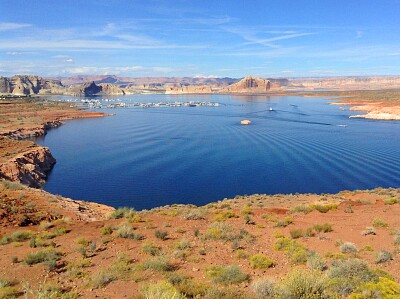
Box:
(0, 145, 56, 188)
(1, 120, 64, 140)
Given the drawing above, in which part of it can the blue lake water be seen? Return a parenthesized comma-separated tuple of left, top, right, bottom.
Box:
(36, 94, 400, 210)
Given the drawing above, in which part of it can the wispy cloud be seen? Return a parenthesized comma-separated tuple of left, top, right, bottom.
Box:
(0, 22, 32, 31)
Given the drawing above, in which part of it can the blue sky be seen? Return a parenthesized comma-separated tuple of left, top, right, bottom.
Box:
(1, 0, 400, 78)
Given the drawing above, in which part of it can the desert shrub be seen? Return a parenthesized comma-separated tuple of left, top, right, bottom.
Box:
(168, 275, 209, 297)
(116, 223, 142, 239)
(349, 277, 400, 299)
(206, 265, 249, 285)
(372, 218, 388, 228)
(155, 230, 168, 240)
(0, 286, 21, 299)
(184, 209, 206, 220)
(236, 249, 249, 259)
(311, 203, 338, 213)
(100, 226, 113, 235)
(174, 239, 190, 250)
(361, 227, 376, 236)
(327, 258, 378, 296)
(290, 205, 313, 214)
(274, 235, 309, 264)
(0, 230, 34, 244)
(290, 229, 305, 239)
(142, 242, 161, 256)
(108, 207, 136, 219)
(376, 250, 393, 264)
(340, 242, 358, 254)
(241, 205, 253, 215)
(25, 249, 62, 270)
(244, 215, 255, 225)
(251, 278, 276, 298)
(141, 281, 186, 299)
(0, 279, 17, 288)
(214, 210, 239, 221)
(275, 268, 328, 299)
(90, 254, 133, 288)
(204, 222, 241, 241)
(307, 252, 327, 271)
(274, 216, 293, 228)
(313, 223, 333, 233)
(66, 258, 91, 279)
(39, 221, 54, 230)
(384, 197, 398, 205)
(90, 270, 116, 288)
(141, 256, 175, 272)
(249, 254, 274, 269)
(2, 181, 23, 190)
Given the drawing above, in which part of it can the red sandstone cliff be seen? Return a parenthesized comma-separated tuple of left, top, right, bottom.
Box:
(0, 146, 56, 188)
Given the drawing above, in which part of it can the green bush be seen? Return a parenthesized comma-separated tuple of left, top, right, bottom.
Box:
(25, 249, 62, 270)
(349, 277, 400, 299)
(0, 286, 22, 299)
(155, 230, 169, 240)
(311, 203, 338, 213)
(206, 265, 249, 285)
(108, 207, 136, 219)
(290, 229, 305, 239)
(142, 242, 161, 256)
(0, 230, 34, 244)
(313, 223, 333, 233)
(115, 223, 142, 240)
(307, 253, 327, 271)
(275, 268, 328, 299)
(290, 205, 314, 214)
(376, 250, 393, 264)
(251, 278, 276, 298)
(204, 222, 241, 241)
(340, 242, 358, 254)
(100, 226, 113, 235)
(384, 197, 398, 205)
(274, 235, 309, 265)
(327, 258, 378, 296)
(249, 254, 274, 269)
(361, 227, 376, 236)
(141, 281, 186, 299)
(372, 218, 389, 228)
(141, 256, 175, 272)
(214, 210, 239, 221)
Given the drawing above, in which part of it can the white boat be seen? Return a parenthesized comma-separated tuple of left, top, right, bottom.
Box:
(269, 107, 273, 111)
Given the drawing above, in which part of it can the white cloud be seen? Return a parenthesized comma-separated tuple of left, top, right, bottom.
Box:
(0, 22, 32, 31)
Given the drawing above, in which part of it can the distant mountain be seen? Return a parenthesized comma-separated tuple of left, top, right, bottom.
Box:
(0, 75, 64, 95)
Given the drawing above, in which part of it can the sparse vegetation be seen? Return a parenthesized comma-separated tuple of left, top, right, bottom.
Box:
(155, 230, 169, 240)
(372, 218, 389, 228)
(206, 265, 249, 285)
(376, 250, 393, 264)
(340, 242, 358, 254)
(249, 254, 274, 269)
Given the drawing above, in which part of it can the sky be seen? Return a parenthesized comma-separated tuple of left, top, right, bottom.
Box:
(1, 0, 400, 78)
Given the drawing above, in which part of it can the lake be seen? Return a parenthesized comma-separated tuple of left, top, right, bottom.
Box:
(36, 94, 400, 210)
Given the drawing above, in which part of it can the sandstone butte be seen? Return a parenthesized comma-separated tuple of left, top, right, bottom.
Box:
(0, 97, 399, 298)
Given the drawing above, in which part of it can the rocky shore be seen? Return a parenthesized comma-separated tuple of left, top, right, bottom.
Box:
(0, 144, 56, 188)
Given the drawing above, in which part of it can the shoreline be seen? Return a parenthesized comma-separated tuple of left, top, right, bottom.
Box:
(0, 92, 398, 212)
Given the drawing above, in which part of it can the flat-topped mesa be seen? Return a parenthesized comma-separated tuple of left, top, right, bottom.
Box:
(0, 75, 65, 95)
(221, 75, 271, 93)
(165, 84, 213, 94)
(68, 81, 126, 96)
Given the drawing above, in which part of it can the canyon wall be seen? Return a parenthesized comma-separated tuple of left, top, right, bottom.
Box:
(0, 145, 56, 188)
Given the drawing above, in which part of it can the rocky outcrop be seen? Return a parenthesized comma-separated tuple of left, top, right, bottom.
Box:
(98, 83, 125, 95)
(0, 75, 65, 95)
(220, 76, 271, 93)
(67, 82, 125, 96)
(0, 146, 56, 188)
(165, 85, 213, 94)
(1, 120, 64, 140)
